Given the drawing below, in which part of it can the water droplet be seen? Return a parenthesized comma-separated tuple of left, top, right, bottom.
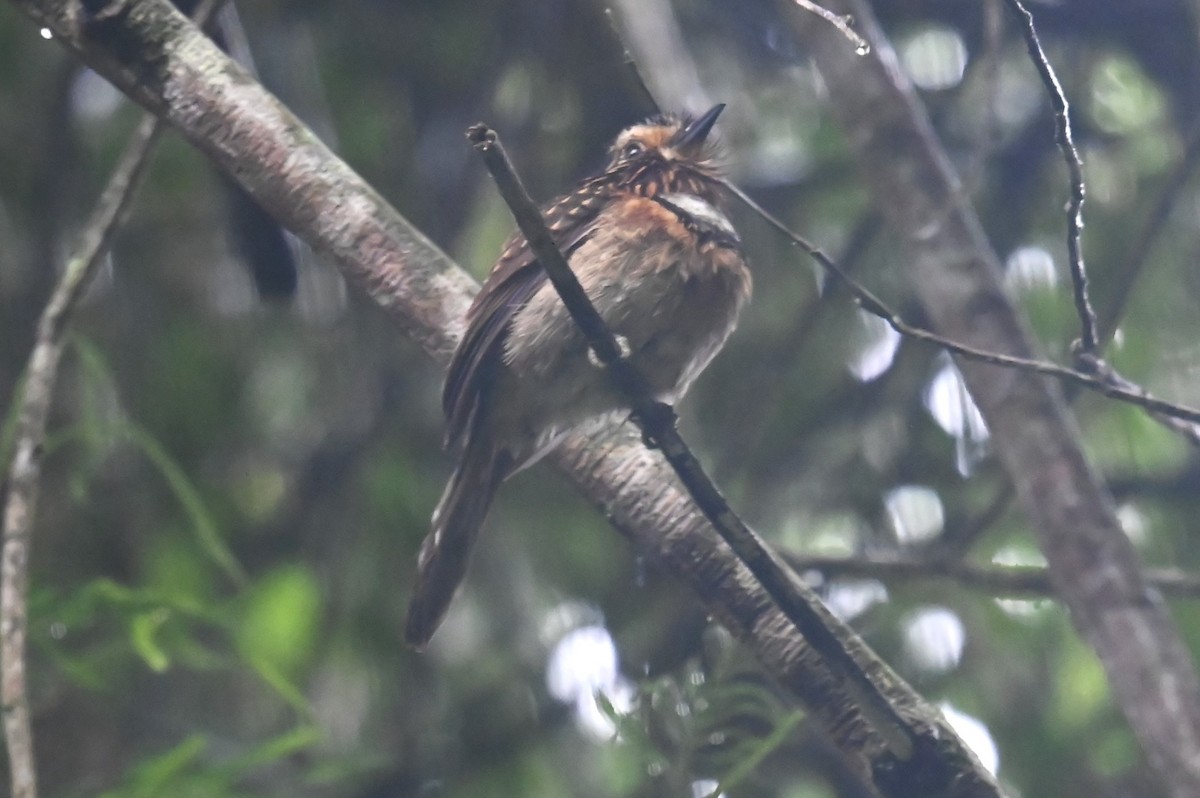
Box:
(40, 27, 53, 40)
(633, 554, 646, 588)
(856, 42, 871, 56)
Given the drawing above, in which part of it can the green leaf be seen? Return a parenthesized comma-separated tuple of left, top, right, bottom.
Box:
(130, 610, 172, 672)
(237, 564, 322, 680)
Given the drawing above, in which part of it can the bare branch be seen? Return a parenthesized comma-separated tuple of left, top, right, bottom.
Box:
(722, 179, 1200, 428)
(1001, 1, 1200, 447)
(792, 0, 869, 55)
(1003, 0, 1098, 354)
(554, 431, 1006, 797)
(2, 68, 162, 798)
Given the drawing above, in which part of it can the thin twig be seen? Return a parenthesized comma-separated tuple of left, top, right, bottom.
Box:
(1073, 351, 1200, 445)
(720, 179, 1200, 427)
(793, 0, 870, 55)
(1004, 2, 1200, 446)
(1145, 412, 1200, 447)
(1003, 0, 1098, 354)
(466, 123, 921, 764)
(2, 4, 224, 795)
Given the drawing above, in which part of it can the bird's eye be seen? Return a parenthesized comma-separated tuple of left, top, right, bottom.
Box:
(621, 141, 644, 159)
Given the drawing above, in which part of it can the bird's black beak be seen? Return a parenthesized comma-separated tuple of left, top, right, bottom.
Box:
(675, 103, 725, 148)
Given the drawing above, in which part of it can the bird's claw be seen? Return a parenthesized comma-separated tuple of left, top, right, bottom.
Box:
(588, 334, 632, 368)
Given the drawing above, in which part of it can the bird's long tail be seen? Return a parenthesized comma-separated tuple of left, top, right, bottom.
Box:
(404, 434, 509, 649)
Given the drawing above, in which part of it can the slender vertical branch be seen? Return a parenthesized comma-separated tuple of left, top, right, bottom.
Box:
(1003, 0, 1099, 354)
(2, 110, 162, 798)
(2, 5, 224, 795)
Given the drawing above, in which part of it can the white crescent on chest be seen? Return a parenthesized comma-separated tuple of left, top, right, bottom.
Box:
(657, 192, 740, 243)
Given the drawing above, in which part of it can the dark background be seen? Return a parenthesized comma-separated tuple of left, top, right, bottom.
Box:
(2, 0, 1200, 796)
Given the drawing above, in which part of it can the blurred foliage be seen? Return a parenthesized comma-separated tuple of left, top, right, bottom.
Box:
(2, 0, 1200, 796)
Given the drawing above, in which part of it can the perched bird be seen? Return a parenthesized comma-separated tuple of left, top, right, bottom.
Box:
(405, 104, 751, 648)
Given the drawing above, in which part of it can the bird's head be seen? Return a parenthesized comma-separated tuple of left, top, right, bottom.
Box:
(605, 104, 726, 197)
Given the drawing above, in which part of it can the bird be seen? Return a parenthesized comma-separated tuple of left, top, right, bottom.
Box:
(405, 104, 752, 648)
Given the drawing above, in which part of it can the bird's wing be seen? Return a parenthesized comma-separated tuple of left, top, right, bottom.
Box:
(443, 182, 611, 448)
